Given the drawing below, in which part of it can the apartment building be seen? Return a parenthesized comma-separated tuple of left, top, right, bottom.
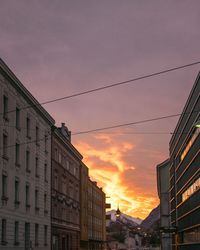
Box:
(51, 123, 82, 250)
(80, 162, 89, 250)
(0, 59, 55, 249)
(169, 73, 200, 249)
(157, 159, 172, 250)
(88, 179, 106, 250)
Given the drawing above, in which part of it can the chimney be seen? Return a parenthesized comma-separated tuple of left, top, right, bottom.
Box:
(60, 122, 71, 142)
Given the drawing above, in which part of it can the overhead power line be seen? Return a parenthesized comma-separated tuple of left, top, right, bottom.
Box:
(1, 110, 199, 149)
(1, 109, 199, 137)
(72, 110, 200, 135)
(0, 135, 50, 151)
(1, 61, 200, 116)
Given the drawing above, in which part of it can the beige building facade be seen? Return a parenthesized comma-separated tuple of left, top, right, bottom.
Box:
(0, 59, 55, 249)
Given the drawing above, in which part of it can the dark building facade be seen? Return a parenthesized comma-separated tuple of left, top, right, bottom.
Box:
(169, 73, 200, 249)
(80, 163, 89, 250)
(51, 123, 82, 250)
(88, 179, 106, 250)
(157, 159, 172, 250)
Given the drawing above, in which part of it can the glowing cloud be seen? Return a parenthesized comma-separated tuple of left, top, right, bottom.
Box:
(75, 133, 159, 219)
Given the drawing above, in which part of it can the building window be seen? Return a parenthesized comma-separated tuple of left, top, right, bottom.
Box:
(44, 163, 47, 182)
(16, 107, 20, 129)
(181, 127, 200, 161)
(15, 179, 20, 205)
(58, 151, 62, 164)
(2, 174, 7, 200)
(25, 184, 30, 208)
(26, 117, 31, 138)
(44, 133, 48, 152)
(183, 226, 200, 243)
(62, 178, 66, 194)
(66, 159, 70, 170)
(35, 224, 39, 246)
(2, 134, 8, 159)
(54, 148, 58, 161)
(54, 173, 58, 190)
(1, 219, 7, 245)
(35, 157, 39, 177)
(14, 221, 19, 245)
(36, 126, 39, 145)
(15, 143, 20, 166)
(44, 193, 48, 214)
(182, 177, 200, 201)
(53, 205, 58, 219)
(26, 150, 30, 172)
(44, 225, 48, 246)
(3, 95, 8, 120)
(35, 190, 39, 210)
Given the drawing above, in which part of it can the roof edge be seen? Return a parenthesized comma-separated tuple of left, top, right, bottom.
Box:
(0, 58, 55, 125)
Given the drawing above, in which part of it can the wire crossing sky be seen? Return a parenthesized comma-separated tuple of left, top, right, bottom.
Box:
(0, 60, 199, 116)
(0, 0, 200, 218)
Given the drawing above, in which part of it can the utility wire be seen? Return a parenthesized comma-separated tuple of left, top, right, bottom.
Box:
(0, 135, 50, 150)
(1, 61, 200, 116)
(72, 109, 200, 135)
(1, 109, 199, 137)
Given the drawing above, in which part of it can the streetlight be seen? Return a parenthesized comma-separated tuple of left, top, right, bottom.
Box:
(194, 120, 200, 128)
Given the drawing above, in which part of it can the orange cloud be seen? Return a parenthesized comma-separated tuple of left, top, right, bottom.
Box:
(75, 133, 159, 219)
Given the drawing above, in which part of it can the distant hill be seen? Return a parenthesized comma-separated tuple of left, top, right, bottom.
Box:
(140, 205, 160, 229)
(106, 210, 142, 226)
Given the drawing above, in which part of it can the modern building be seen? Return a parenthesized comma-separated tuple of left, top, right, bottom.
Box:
(157, 159, 172, 250)
(88, 179, 106, 250)
(0, 58, 55, 249)
(51, 123, 82, 250)
(169, 73, 200, 249)
(80, 162, 89, 250)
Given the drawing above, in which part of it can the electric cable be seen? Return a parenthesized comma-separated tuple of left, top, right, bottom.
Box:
(1, 61, 199, 116)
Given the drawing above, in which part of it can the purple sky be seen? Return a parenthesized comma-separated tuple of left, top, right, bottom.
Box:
(0, 0, 199, 218)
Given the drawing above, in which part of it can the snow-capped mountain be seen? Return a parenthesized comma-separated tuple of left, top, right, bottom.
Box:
(106, 210, 142, 226)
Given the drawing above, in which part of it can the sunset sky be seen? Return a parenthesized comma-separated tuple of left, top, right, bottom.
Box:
(0, 0, 200, 219)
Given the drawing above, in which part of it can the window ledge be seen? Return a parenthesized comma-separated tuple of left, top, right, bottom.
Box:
(1, 240, 7, 245)
(35, 207, 40, 213)
(14, 200, 20, 205)
(15, 163, 21, 168)
(1, 196, 8, 201)
(26, 204, 31, 211)
(2, 155, 9, 161)
(16, 127, 21, 132)
(26, 169, 31, 174)
(3, 116, 9, 122)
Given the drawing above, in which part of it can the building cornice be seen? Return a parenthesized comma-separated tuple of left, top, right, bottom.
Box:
(53, 128, 83, 161)
(0, 58, 55, 125)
